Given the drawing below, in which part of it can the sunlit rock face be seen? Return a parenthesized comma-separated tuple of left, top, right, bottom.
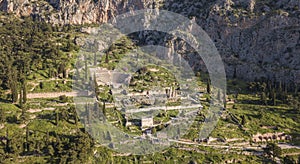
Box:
(0, 0, 299, 84)
(0, 0, 160, 24)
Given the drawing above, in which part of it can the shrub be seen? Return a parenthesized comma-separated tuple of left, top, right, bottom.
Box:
(59, 95, 68, 103)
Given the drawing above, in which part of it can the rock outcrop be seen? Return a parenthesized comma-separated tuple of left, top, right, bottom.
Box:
(0, 0, 299, 84)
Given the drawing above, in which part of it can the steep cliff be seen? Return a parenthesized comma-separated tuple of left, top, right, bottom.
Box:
(161, 0, 300, 83)
(0, 0, 160, 24)
(0, 0, 299, 83)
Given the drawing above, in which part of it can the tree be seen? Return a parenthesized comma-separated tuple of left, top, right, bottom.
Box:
(19, 87, 23, 108)
(67, 144, 78, 162)
(283, 156, 296, 164)
(287, 95, 300, 112)
(22, 81, 27, 104)
(5, 128, 10, 153)
(47, 145, 55, 156)
(0, 108, 5, 124)
(261, 92, 268, 105)
(151, 127, 157, 134)
(105, 52, 109, 63)
(59, 95, 68, 103)
(85, 103, 92, 124)
(84, 55, 88, 81)
(0, 17, 77, 103)
(39, 82, 44, 89)
(21, 105, 28, 122)
(61, 107, 68, 121)
(94, 53, 97, 66)
(55, 109, 59, 126)
(207, 80, 211, 94)
(241, 115, 247, 126)
(55, 133, 64, 156)
(223, 92, 227, 109)
(217, 89, 221, 101)
(233, 67, 237, 79)
(102, 101, 106, 122)
(24, 126, 30, 152)
(106, 131, 112, 141)
(272, 89, 277, 106)
(264, 142, 282, 162)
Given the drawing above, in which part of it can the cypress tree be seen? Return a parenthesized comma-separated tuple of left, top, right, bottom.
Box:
(46, 131, 50, 146)
(217, 89, 221, 101)
(5, 128, 10, 153)
(84, 55, 88, 81)
(223, 93, 227, 109)
(22, 81, 27, 104)
(272, 89, 276, 106)
(105, 52, 109, 63)
(207, 79, 211, 94)
(25, 127, 29, 152)
(295, 83, 299, 95)
(0, 109, 5, 124)
(11, 81, 18, 103)
(94, 53, 97, 66)
(233, 67, 237, 79)
(102, 101, 106, 122)
(55, 109, 59, 126)
(19, 87, 23, 108)
(261, 92, 268, 105)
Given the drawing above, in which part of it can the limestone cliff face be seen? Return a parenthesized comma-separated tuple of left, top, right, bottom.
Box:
(0, 0, 299, 83)
(161, 0, 300, 83)
(0, 0, 159, 24)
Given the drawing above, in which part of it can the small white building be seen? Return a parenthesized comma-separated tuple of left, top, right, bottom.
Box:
(141, 117, 153, 128)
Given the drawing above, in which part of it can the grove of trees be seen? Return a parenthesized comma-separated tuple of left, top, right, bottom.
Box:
(0, 15, 79, 103)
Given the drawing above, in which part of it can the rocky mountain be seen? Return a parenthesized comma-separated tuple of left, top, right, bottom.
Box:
(0, 0, 299, 84)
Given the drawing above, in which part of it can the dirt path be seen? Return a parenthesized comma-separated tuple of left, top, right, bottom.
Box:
(27, 91, 88, 99)
(284, 152, 300, 156)
(169, 139, 300, 152)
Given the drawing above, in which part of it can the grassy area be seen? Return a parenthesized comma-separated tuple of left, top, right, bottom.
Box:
(30, 80, 72, 93)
